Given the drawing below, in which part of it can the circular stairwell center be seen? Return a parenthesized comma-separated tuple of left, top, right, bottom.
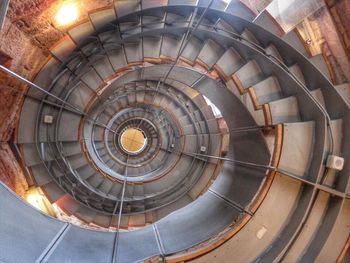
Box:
(0, 0, 349, 263)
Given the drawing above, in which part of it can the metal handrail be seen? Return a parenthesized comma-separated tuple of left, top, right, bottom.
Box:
(3, 2, 339, 222)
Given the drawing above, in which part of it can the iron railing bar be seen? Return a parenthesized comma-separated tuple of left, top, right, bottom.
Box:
(189, 152, 276, 170)
(153, 224, 166, 259)
(208, 189, 253, 216)
(0, 65, 123, 137)
(112, 155, 129, 263)
(189, 151, 348, 198)
(230, 125, 276, 133)
(36, 223, 71, 263)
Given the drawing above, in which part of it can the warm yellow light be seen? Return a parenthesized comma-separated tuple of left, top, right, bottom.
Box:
(121, 128, 147, 154)
(27, 193, 42, 210)
(55, 3, 79, 26)
(25, 187, 56, 216)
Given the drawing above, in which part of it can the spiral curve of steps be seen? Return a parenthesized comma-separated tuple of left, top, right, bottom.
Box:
(1, 1, 350, 263)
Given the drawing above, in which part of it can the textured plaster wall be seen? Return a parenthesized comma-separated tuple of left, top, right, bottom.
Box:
(0, 17, 46, 195)
(7, 0, 113, 50)
(325, 0, 350, 81)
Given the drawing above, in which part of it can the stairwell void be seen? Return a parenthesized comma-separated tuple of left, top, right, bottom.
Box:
(0, 0, 350, 262)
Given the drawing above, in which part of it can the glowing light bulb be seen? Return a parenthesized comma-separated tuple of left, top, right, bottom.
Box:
(56, 3, 79, 26)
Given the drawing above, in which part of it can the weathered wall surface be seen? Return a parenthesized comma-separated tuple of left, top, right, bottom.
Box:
(326, 0, 350, 61)
(0, 144, 27, 196)
(325, 0, 350, 81)
(0, 16, 47, 195)
(7, 0, 113, 50)
(0, 18, 46, 139)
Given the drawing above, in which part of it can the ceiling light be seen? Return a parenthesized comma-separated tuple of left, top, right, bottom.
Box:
(55, 3, 79, 26)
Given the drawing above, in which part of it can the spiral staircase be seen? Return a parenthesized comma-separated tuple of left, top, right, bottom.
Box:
(1, 0, 350, 262)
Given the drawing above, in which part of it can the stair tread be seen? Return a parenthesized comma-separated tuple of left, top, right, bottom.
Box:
(269, 96, 300, 124)
(279, 121, 315, 177)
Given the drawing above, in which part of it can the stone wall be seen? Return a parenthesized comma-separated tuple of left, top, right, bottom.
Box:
(295, 7, 349, 84)
(7, 0, 113, 50)
(326, 0, 350, 63)
(0, 144, 28, 196)
(0, 17, 47, 196)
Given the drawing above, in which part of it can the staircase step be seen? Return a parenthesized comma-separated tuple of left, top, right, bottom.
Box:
(225, 0, 255, 21)
(180, 37, 204, 65)
(161, 34, 183, 59)
(67, 154, 87, 170)
(62, 142, 82, 157)
(76, 164, 97, 181)
(31, 164, 53, 186)
(66, 81, 94, 111)
(214, 47, 243, 81)
(30, 57, 61, 98)
(80, 67, 104, 91)
(51, 36, 76, 62)
(279, 121, 315, 177)
(17, 98, 40, 144)
(196, 39, 225, 70)
(68, 21, 95, 45)
(91, 56, 115, 80)
(143, 36, 162, 60)
(57, 111, 81, 142)
(268, 96, 300, 124)
(114, 0, 141, 18)
(23, 143, 51, 166)
(124, 41, 143, 63)
(189, 163, 216, 199)
(107, 48, 128, 71)
(89, 8, 117, 31)
(249, 76, 282, 107)
(232, 60, 263, 93)
(41, 181, 66, 203)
